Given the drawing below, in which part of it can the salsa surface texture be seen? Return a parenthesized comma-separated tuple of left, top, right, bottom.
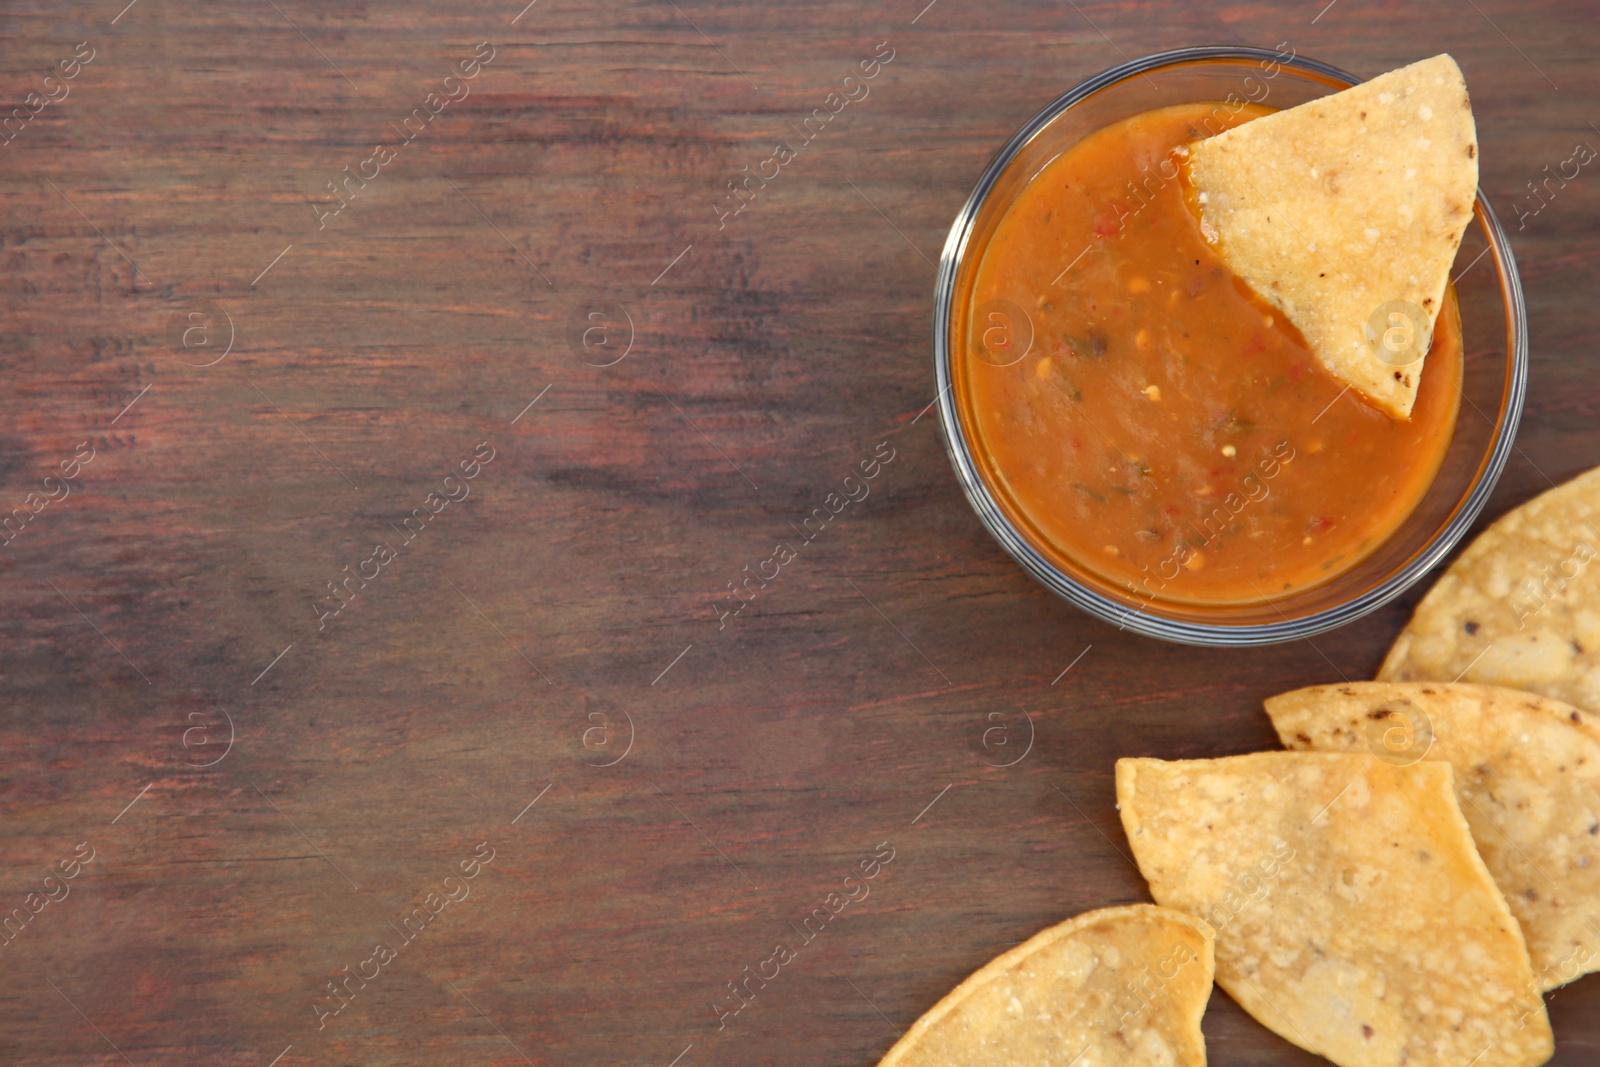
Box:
(957, 101, 1463, 606)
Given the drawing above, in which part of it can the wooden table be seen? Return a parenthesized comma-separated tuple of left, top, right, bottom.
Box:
(2, 0, 1595, 1063)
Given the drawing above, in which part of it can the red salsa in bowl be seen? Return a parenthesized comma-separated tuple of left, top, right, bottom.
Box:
(955, 102, 1463, 608)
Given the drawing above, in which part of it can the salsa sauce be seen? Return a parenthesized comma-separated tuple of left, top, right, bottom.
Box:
(957, 102, 1462, 606)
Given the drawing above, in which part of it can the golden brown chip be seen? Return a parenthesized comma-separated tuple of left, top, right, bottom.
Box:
(1117, 752, 1551, 1067)
(1188, 54, 1478, 418)
(1267, 681, 1600, 990)
(1380, 464, 1600, 711)
(876, 904, 1214, 1067)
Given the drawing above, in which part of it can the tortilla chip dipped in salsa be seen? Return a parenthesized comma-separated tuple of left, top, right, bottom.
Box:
(958, 61, 1471, 607)
(876, 905, 1215, 1067)
(1187, 54, 1479, 419)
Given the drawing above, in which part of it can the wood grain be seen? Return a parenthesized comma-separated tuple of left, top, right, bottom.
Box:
(1, 0, 1596, 1064)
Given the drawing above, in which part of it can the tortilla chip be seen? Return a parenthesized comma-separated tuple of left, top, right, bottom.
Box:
(1380, 464, 1600, 712)
(1187, 54, 1478, 418)
(1267, 681, 1600, 991)
(1117, 752, 1551, 1067)
(877, 904, 1214, 1067)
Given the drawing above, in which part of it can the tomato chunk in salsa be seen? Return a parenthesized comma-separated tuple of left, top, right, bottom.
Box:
(958, 102, 1462, 606)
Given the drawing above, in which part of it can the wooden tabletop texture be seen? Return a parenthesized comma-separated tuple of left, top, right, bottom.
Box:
(1, 0, 1597, 1063)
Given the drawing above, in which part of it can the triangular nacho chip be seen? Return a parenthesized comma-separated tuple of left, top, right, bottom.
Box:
(877, 904, 1214, 1067)
(1380, 464, 1600, 711)
(1117, 752, 1551, 1067)
(1267, 681, 1600, 990)
(1187, 54, 1478, 418)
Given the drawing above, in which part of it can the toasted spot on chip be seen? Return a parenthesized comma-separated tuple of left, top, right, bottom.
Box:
(1117, 752, 1551, 1067)
(1380, 463, 1600, 713)
(1267, 681, 1600, 991)
(877, 905, 1214, 1067)
(1187, 55, 1478, 418)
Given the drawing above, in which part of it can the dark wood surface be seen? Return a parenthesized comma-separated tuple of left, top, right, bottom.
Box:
(2, 0, 1596, 1063)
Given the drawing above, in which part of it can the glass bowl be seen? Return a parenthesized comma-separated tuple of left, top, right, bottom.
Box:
(932, 46, 1526, 646)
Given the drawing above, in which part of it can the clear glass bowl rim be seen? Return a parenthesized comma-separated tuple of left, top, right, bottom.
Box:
(931, 45, 1528, 647)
